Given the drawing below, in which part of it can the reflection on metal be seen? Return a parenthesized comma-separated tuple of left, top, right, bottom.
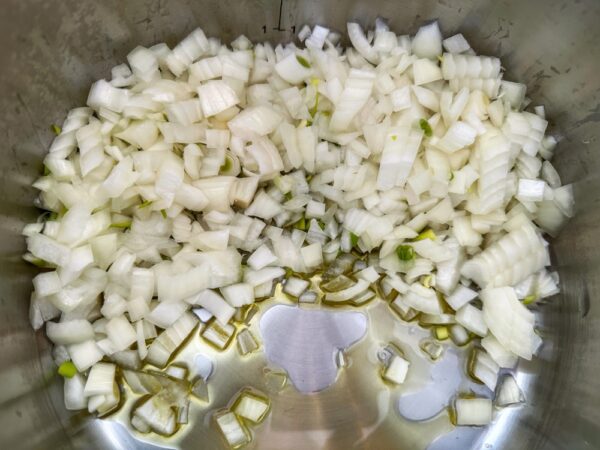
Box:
(260, 304, 368, 393)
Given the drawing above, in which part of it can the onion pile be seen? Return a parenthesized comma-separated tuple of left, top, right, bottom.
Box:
(24, 19, 573, 436)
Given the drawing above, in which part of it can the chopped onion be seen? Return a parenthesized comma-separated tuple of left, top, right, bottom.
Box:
(220, 283, 255, 308)
(146, 312, 198, 367)
(382, 354, 410, 384)
(186, 289, 235, 325)
(233, 391, 270, 423)
(283, 277, 310, 297)
(197, 80, 240, 117)
(201, 321, 235, 349)
(495, 374, 524, 407)
(25, 19, 572, 429)
(68, 340, 104, 372)
(84, 363, 116, 396)
(454, 397, 493, 426)
(412, 22, 442, 59)
(47, 320, 94, 345)
(455, 304, 488, 337)
(215, 410, 250, 448)
(481, 287, 537, 359)
(237, 328, 260, 355)
(64, 373, 87, 410)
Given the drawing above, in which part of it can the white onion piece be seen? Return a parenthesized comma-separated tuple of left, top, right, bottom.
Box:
(106, 315, 137, 352)
(146, 312, 198, 368)
(377, 127, 423, 190)
(220, 283, 255, 307)
(443, 34, 470, 53)
(481, 287, 537, 359)
(187, 289, 235, 325)
(228, 105, 282, 140)
(412, 59, 443, 85)
(146, 301, 188, 329)
(215, 411, 250, 448)
(197, 80, 239, 117)
(64, 374, 87, 410)
(455, 304, 488, 336)
(330, 69, 375, 132)
(347, 23, 379, 64)
(382, 355, 410, 384)
(283, 277, 310, 297)
(233, 392, 270, 423)
(134, 396, 176, 436)
(84, 363, 116, 396)
(461, 224, 547, 288)
(412, 22, 442, 59)
(68, 340, 104, 372)
(275, 53, 313, 85)
(404, 283, 442, 314)
(87, 80, 129, 113)
(481, 335, 518, 368)
(46, 320, 94, 345)
(446, 285, 478, 311)
(495, 375, 524, 407)
(33, 271, 62, 297)
(454, 398, 493, 426)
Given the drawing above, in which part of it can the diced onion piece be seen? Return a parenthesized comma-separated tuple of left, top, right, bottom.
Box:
(233, 391, 270, 423)
(220, 283, 255, 308)
(347, 23, 379, 64)
(106, 315, 137, 352)
(454, 397, 493, 426)
(517, 179, 547, 202)
(68, 340, 104, 372)
(84, 362, 116, 396)
(87, 80, 129, 113)
(470, 349, 499, 391)
(33, 271, 62, 297)
(146, 313, 198, 367)
(197, 80, 239, 117)
(480, 287, 537, 360)
(187, 289, 234, 325)
(146, 301, 188, 329)
(443, 34, 470, 53)
(215, 411, 251, 448)
(412, 21, 443, 59)
(244, 267, 285, 287)
(64, 373, 87, 410)
(436, 121, 476, 153)
(412, 59, 443, 85)
(382, 354, 410, 384)
(495, 375, 524, 407)
(481, 335, 518, 368)
(324, 279, 370, 302)
(133, 396, 177, 436)
(237, 328, 260, 355)
(47, 320, 94, 345)
(446, 285, 478, 311)
(404, 283, 442, 314)
(283, 277, 310, 297)
(455, 304, 488, 337)
(247, 244, 278, 270)
(377, 127, 423, 190)
(228, 105, 282, 140)
(201, 321, 236, 350)
(330, 69, 375, 132)
(275, 53, 313, 85)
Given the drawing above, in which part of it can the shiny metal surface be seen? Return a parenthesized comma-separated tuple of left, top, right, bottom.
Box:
(0, 0, 599, 449)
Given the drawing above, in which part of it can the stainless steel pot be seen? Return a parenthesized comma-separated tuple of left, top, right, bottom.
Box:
(1, 0, 598, 449)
